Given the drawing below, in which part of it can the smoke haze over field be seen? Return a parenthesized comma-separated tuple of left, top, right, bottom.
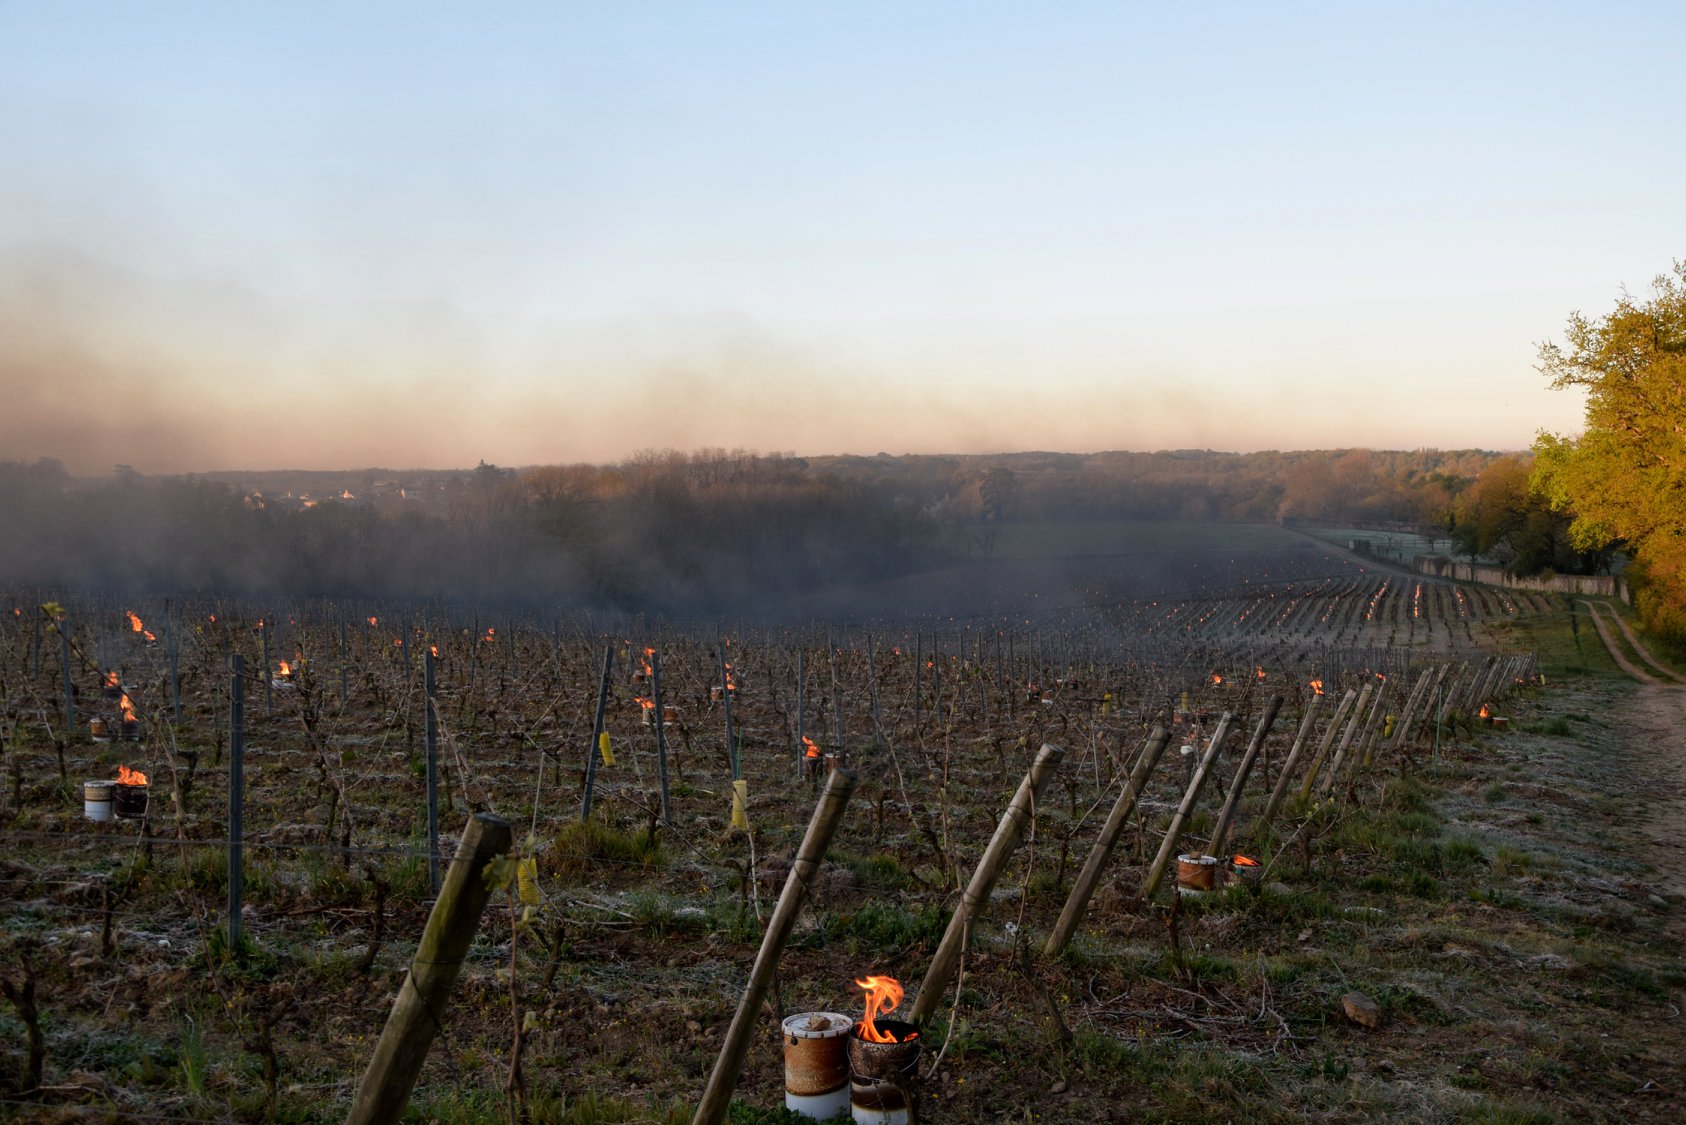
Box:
(4, 6, 1665, 474)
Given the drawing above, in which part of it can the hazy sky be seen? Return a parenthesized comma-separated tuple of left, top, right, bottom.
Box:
(2, 2, 1681, 474)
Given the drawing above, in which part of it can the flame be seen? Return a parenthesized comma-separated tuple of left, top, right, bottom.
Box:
(105, 671, 120, 688)
(641, 660, 653, 678)
(118, 694, 138, 721)
(644, 647, 656, 657)
(1211, 674, 1223, 685)
(1309, 679, 1325, 696)
(639, 697, 655, 711)
(1256, 667, 1267, 680)
(1479, 703, 1492, 718)
(126, 611, 144, 633)
(368, 616, 379, 627)
(803, 735, 821, 759)
(208, 614, 216, 623)
(393, 638, 404, 647)
(855, 975, 912, 1043)
(1233, 855, 1261, 867)
(116, 764, 147, 786)
(430, 644, 440, 657)
(482, 627, 496, 643)
(143, 630, 156, 642)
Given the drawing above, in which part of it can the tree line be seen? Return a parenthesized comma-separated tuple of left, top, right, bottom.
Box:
(2, 443, 1584, 619)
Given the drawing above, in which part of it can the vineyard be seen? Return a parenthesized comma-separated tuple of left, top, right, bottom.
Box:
(0, 553, 1681, 1124)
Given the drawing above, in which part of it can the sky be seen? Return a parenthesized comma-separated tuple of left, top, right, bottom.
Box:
(2, 1, 1682, 475)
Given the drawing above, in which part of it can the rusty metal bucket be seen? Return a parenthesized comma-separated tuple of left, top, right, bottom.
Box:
(848, 1020, 921, 1124)
(782, 1011, 854, 1119)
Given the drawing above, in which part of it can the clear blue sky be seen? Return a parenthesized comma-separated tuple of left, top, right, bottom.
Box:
(2, 2, 1680, 472)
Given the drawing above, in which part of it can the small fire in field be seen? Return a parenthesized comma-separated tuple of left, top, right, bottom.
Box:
(855, 975, 916, 1044)
(116, 763, 147, 786)
(1309, 679, 1325, 696)
(803, 735, 821, 759)
(1233, 855, 1261, 868)
(368, 616, 379, 627)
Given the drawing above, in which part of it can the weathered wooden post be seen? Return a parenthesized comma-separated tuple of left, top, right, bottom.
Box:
(909, 743, 1066, 1026)
(1295, 688, 1360, 802)
(346, 812, 514, 1125)
(1261, 692, 1321, 825)
(59, 627, 74, 737)
(1045, 726, 1170, 956)
(691, 770, 858, 1125)
(580, 645, 614, 819)
(1142, 713, 1237, 898)
(653, 649, 671, 824)
(1319, 683, 1379, 795)
(424, 646, 440, 893)
(1206, 696, 1284, 858)
(228, 654, 246, 945)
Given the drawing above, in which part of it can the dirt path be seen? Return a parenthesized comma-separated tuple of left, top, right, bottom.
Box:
(1579, 599, 1661, 683)
(1574, 600, 1686, 903)
(1621, 683, 1686, 904)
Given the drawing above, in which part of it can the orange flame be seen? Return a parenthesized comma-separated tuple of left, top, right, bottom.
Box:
(1479, 703, 1492, 718)
(639, 697, 656, 711)
(430, 644, 440, 657)
(126, 611, 144, 633)
(1211, 674, 1223, 685)
(644, 647, 656, 657)
(803, 735, 821, 759)
(143, 630, 156, 642)
(1309, 679, 1325, 696)
(393, 638, 404, 647)
(118, 694, 138, 721)
(105, 671, 120, 688)
(116, 764, 147, 786)
(855, 975, 911, 1043)
(368, 616, 379, 627)
(482, 627, 495, 643)
(1233, 855, 1261, 867)
(1256, 667, 1267, 680)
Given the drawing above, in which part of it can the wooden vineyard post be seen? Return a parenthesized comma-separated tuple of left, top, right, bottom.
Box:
(653, 649, 671, 824)
(1206, 695, 1283, 860)
(228, 654, 246, 945)
(424, 646, 440, 893)
(580, 645, 614, 819)
(1300, 686, 1366, 800)
(1319, 683, 1379, 795)
(1260, 692, 1323, 827)
(909, 743, 1066, 1026)
(1045, 726, 1170, 956)
(60, 627, 74, 737)
(794, 648, 806, 779)
(691, 769, 858, 1125)
(1141, 713, 1236, 898)
(346, 812, 514, 1125)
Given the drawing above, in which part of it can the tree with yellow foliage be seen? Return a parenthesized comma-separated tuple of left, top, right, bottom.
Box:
(1532, 262, 1686, 643)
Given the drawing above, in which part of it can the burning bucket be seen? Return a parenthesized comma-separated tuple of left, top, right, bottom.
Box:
(848, 1020, 921, 1124)
(1175, 854, 1219, 892)
(849, 976, 919, 1125)
(83, 780, 115, 822)
(113, 765, 148, 820)
(781, 1012, 854, 1120)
